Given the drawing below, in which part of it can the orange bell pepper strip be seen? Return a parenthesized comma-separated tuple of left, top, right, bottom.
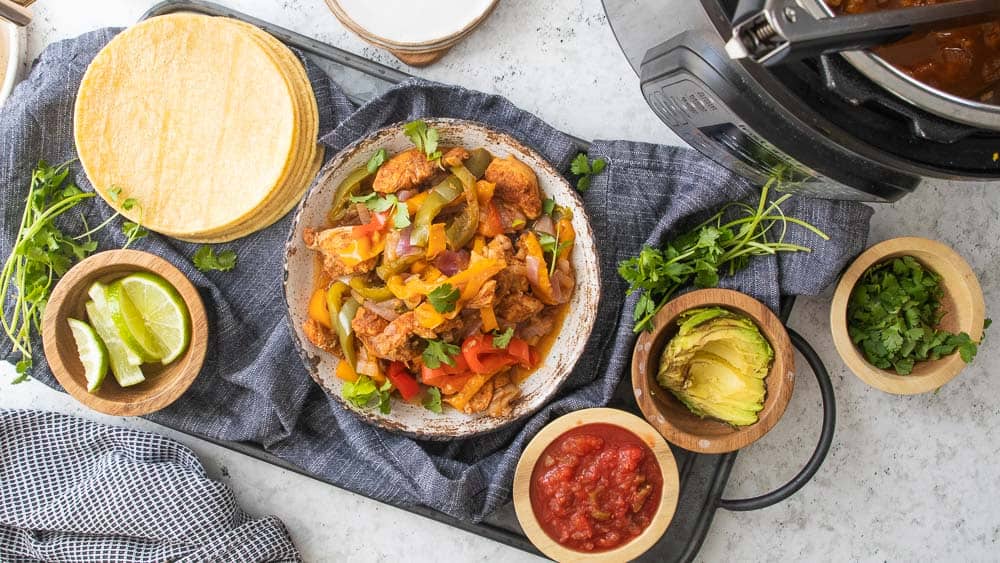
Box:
(308, 287, 332, 329)
(475, 180, 495, 204)
(444, 374, 493, 412)
(557, 218, 575, 261)
(336, 360, 358, 382)
(404, 191, 429, 215)
(521, 232, 558, 305)
(480, 306, 498, 332)
(426, 223, 447, 259)
(477, 200, 504, 237)
(415, 302, 445, 330)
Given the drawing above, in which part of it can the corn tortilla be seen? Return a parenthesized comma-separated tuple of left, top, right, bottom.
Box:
(74, 13, 319, 241)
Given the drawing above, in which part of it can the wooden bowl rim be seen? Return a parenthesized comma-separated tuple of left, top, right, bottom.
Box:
(324, 0, 499, 50)
(512, 408, 679, 562)
(631, 289, 795, 454)
(41, 249, 207, 416)
(830, 237, 985, 395)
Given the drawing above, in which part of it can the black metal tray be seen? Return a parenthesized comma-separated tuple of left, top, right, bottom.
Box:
(140, 3, 837, 560)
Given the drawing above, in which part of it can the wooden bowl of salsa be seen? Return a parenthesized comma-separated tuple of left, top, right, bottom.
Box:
(513, 408, 679, 561)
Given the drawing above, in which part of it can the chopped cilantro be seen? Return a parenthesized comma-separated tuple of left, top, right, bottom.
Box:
(192, 246, 237, 272)
(428, 283, 460, 314)
(367, 148, 388, 173)
(403, 120, 442, 162)
(493, 327, 514, 349)
(423, 338, 460, 369)
(423, 387, 443, 414)
(570, 153, 606, 193)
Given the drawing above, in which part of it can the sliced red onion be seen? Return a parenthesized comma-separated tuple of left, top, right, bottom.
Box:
(533, 215, 555, 236)
(397, 190, 414, 202)
(363, 299, 401, 322)
(525, 255, 542, 287)
(435, 250, 470, 276)
(394, 226, 422, 258)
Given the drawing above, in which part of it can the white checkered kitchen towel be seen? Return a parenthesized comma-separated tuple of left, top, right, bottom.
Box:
(0, 410, 300, 562)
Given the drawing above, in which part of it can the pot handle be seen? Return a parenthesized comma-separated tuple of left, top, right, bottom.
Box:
(717, 329, 836, 511)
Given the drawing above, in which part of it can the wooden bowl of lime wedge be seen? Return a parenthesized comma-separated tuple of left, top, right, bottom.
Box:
(42, 249, 207, 416)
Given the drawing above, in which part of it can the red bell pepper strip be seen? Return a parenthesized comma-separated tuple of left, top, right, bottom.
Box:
(386, 361, 421, 401)
(462, 334, 522, 374)
(506, 339, 535, 369)
(421, 353, 472, 395)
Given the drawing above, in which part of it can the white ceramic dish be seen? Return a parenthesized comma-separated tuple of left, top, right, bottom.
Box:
(0, 21, 24, 107)
(328, 0, 497, 47)
(284, 119, 600, 439)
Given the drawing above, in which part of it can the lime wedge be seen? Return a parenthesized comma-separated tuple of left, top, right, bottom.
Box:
(85, 300, 146, 388)
(88, 282, 143, 367)
(108, 281, 164, 363)
(117, 273, 190, 364)
(67, 318, 109, 393)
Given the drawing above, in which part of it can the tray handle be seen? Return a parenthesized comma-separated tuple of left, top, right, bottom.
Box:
(717, 328, 836, 511)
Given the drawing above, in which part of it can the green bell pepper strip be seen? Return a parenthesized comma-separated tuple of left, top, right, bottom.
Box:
(328, 166, 372, 223)
(464, 148, 493, 179)
(350, 276, 395, 301)
(445, 164, 479, 251)
(326, 282, 360, 368)
(409, 176, 463, 247)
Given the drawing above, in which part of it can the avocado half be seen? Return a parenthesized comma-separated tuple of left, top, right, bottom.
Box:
(656, 307, 774, 426)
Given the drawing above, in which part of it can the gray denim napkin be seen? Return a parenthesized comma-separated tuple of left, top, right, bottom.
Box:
(1, 27, 872, 536)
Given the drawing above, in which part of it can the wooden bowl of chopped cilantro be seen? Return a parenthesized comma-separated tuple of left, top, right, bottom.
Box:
(831, 237, 987, 394)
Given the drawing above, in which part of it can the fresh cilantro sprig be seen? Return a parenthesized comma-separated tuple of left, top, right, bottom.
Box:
(193, 246, 237, 272)
(367, 148, 387, 174)
(493, 327, 514, 349)
(619, 177, 829, 333)
(423, 338, 460, 369)
(423, 387, 443, 414)
(349, 192, 410, 229)
(403, 120, 442, 162)
(342, 374, 394, 413)
(1, 161, 96, 381)
(847, 256, 989, 375)
(570, 153, 606, 192)
(428, 283, 460, 314)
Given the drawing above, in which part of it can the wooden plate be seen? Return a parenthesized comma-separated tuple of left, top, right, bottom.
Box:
(513, 408, 679, 562)
(41, 250, 208, 416)
(830, 237, 985, 394)
(631, 289, 795, 454)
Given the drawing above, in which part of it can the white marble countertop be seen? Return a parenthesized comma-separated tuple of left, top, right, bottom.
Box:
(3, 1, 998, 561)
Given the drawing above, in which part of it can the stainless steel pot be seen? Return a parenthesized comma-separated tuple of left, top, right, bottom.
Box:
(800, 0, 1000, 131)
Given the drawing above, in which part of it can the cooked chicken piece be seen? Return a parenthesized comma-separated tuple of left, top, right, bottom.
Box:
(367, 311, 424, 363)
(352, 307, 389, 341)
(496, 202, 527, 233)
(303, 227, 378, 278)
(498, 293, 545, 326)
(484, 155, 543, 219)
(441, 147, 470, 168)
(434, 309, 483, 344)
(488, 373, 520, 417)
(517, 307, 558, 346)
(373, 148, 437, 193)
(484, 234, 514, 261)
(465, 378, 494, 414)
(466, 279, 497, 310)
(302, 319, 342, 357)
(495, 261, 531, 301)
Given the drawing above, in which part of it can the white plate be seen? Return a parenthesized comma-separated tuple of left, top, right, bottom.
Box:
(330, 0, 497, 47)
(284, 119, 600, 439)
(0, 21, 24, 107)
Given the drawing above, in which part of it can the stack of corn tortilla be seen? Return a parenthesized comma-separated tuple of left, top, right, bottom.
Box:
(74, 13, 323, 243)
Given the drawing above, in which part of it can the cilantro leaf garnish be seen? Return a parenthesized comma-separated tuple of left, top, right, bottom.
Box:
(403, 120, 442, 162)
(193, 246, 237, 272)
(349, 192, 377, 204)
(355, 193, 410, 229)
(367, 148, 388, 174)
(377, 380, 393, 414)
(493, 327, 514, 349)
(428, 283, 460, 314)
(342, 374, 378, 408)
(422, 338, 460, 369)
(570, 153, 606, 193)
(423, 387, 443, 414)
(542, 198, 556, 216)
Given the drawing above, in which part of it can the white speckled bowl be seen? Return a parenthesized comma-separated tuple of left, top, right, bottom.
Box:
(0, 21, 25, 107)
(284, 119, 600, 439)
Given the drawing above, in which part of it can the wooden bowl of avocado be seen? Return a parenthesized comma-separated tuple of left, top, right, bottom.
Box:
(631, 289, 794, 454)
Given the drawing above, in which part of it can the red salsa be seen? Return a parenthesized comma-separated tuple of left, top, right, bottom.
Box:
(529, 423, 662, 552)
